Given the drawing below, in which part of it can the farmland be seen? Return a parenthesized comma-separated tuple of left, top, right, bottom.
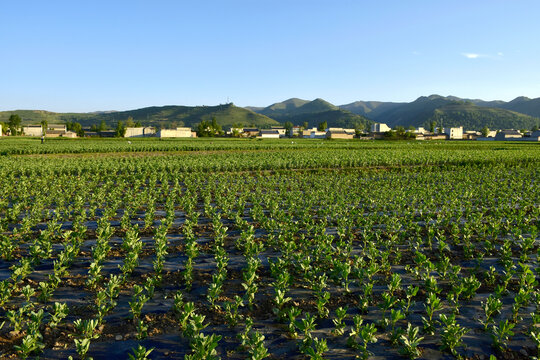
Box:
(0, 138, 538, 359)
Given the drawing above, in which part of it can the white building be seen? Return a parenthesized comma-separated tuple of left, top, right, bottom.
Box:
(416, 127, 427, 134)
(23, 125, 43, 137)
(327, 129, 354, 139)
(443, 126, 463, 140)
(158, 127, 193, 138)
(494, 129, 522, 140)
(0, 124, 2, 136)
(371, 123, 391, 132)
(302, 128, 327, 139)
(63, 131, 78, 138)
(259, 130, 280, 139)
(124, 127, 156, 138)
(270, 127, 287, 137)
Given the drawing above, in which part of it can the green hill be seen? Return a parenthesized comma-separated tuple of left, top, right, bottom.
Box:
(258, 98, 311, 117)
(253, 98, 371, 129)
(429, 103, 539, 130)
(339, 100, 403, 117)
(369, 95, 539, 130)
(294, 98, 338, 114)
(0, 104, 279, 129)
(279, 109, 372, 129)
(497, 96, 540, 118)
(370, 95, 454, 127)
(258, 98, 337, 118)
(0, 110, 70, 124)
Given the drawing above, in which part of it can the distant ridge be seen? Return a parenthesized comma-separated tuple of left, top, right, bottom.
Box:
(0, 103, 279, 129)
(360, 95, 540, 129)
(258, 98, 311, 117)
(252, 98, 371, 129)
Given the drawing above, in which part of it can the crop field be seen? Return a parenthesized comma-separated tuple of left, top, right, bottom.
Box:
(0, 138, 538, 359)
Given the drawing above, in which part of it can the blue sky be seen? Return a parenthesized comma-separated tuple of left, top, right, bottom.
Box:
(1, 0, 539, 112)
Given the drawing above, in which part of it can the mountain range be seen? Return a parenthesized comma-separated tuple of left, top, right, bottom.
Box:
(1, 95, 539, 131)
(253, 95, 539, 130)
(336, 95, 540, 129)
(0, 103, 279, 130)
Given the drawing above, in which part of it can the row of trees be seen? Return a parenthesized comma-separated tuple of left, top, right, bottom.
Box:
(196, 117, 223, 137)
(384, 126, 417, 140)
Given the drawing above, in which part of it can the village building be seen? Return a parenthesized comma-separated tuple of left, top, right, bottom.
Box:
(476, 130, 498, 140)
(443, 126, 463, 140)
(62, 131, 78, 138)
(23, 125, 43, 137)
(259, 129, 280, 139)
(0, 124, 3, 136)
(241, 128, 260, 137)
(371, 123, 391, 133)
(463, 131, 480, 140)
(302, 128, 326, 139)
(326, 129, 354, 139)
(124, 127, 156, 138)
(270, 127, 287, 137)
(423, 134, 448, 140)
(45, 130, 64, 137)
(21, 123, 77, 138)
(98, 130, 116, 138)
(494, 129, 522, 140)
(521, 130, 540, 141)
(157, 127, 194, 138)
(495, 130, 540, 141)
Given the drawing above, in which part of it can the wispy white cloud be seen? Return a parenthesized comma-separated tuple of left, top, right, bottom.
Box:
(462, 52, 504, 60)
(462, 53, 484, 59)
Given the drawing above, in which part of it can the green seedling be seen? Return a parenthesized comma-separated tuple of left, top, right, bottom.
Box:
(136, 319, 148, 339)
(185, 333, 221, 360)
(481, 295, 502, 331)
(128, 345, 154, 360)
(491, 319, 515, 352)
(389, 309, 406, 344)
(347, 315, 377, 360)
(14, 334, 45, 360)
(439, 314, 469, 356)
(272, 289, 291, 321)
(304, 337, 327, 360)
(422, 292, 442, 335)
(399, 323, 424, 359)
(332, 306, 348, 336)
(401, 285, 419, 315)
(224, 295, 244, 327)
(286, 306, 302, 338)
